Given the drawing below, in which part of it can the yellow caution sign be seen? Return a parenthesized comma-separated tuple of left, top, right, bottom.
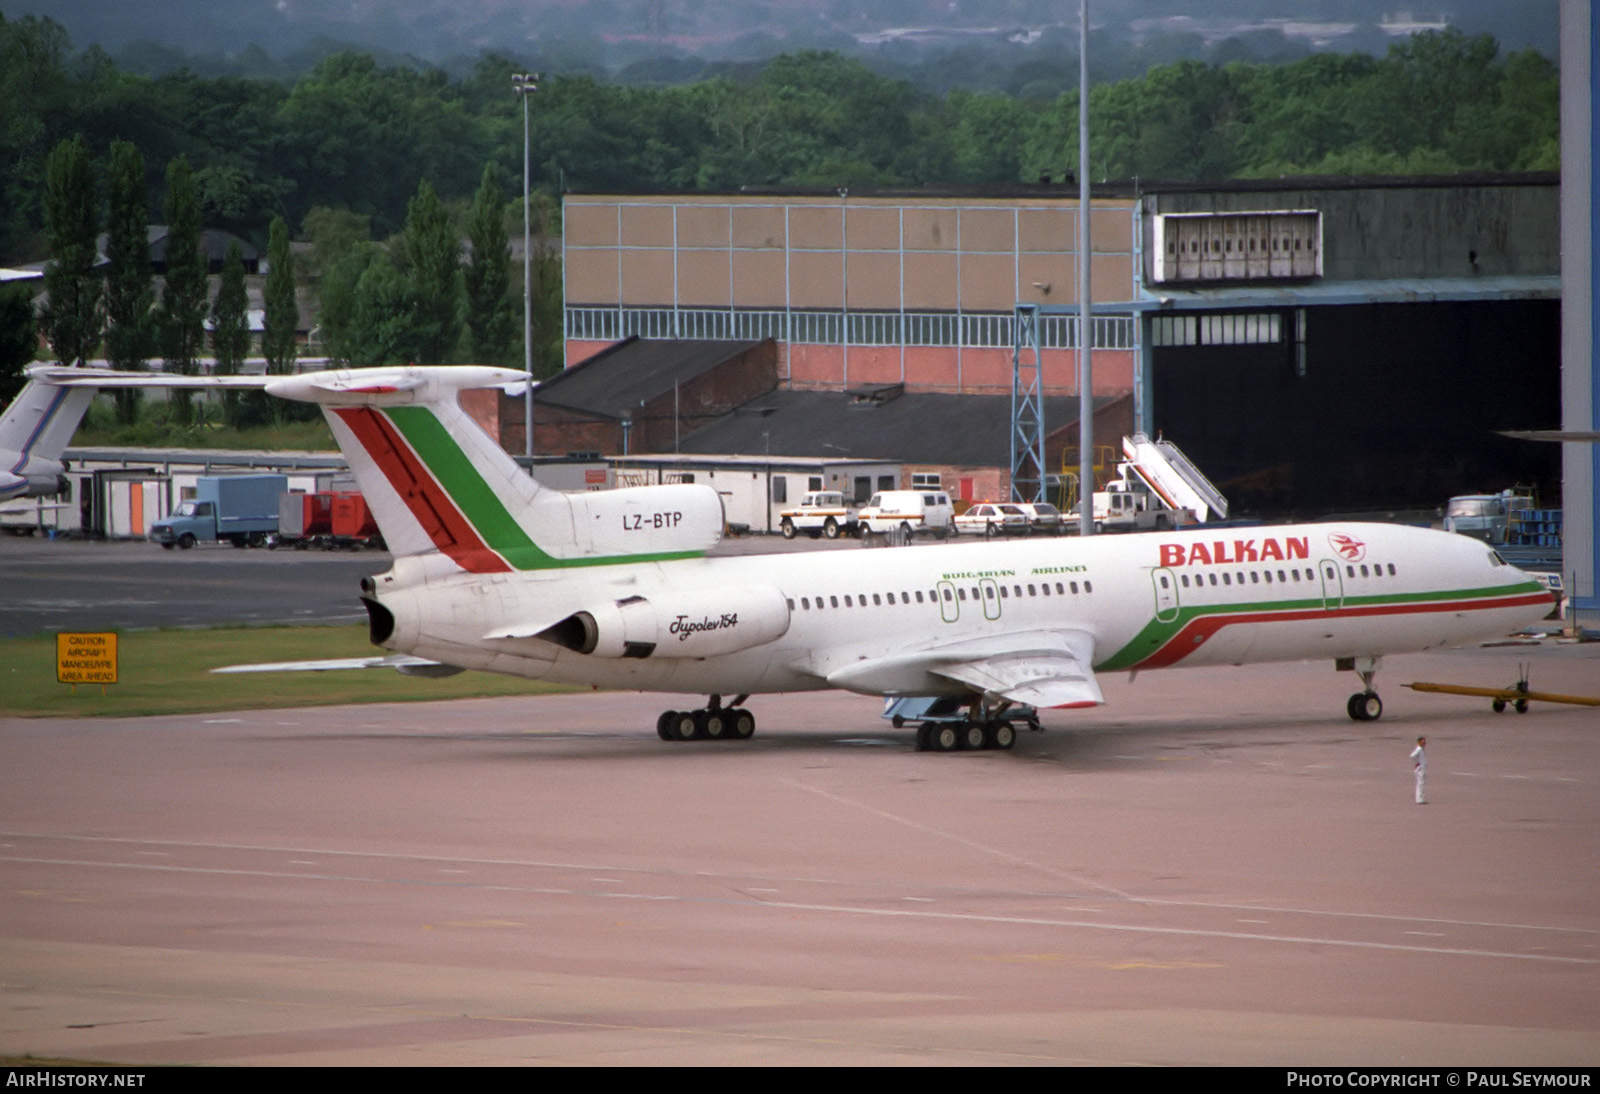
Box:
(57, 632, 118, 685)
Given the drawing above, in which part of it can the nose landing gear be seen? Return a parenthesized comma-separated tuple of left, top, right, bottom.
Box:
(1342, 656, 1385, 722)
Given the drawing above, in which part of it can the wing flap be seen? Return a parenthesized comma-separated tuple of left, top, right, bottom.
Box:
(930, 630, 1104, 709)
(824, 629, 1104, 709)
(933, 650, 1104, 709)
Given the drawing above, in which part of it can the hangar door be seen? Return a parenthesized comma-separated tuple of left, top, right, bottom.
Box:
(1149, 301, 1560, 516)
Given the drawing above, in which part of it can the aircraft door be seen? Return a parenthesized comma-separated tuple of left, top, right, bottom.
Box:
(1153, 567, 1179, 623)
(935, 580, 959, 624)
(979, 578, 1001, 621)
(1319, 559, 1344, 610)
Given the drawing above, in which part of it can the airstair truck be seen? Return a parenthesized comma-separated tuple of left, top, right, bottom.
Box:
(1092, 433, 1228, 532)
(150, 474, 285, 549)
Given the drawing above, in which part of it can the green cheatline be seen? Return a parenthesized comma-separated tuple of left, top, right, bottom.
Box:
(1097, 579, 1548, 671)
(383, 406, 703, 571)
(1, 624, 573, 719)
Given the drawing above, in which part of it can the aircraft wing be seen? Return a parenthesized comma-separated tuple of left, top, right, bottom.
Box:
(1497, 429, 1600, 443)
(26, 365, 272, 389)
(825, 629, 1104, 709)
(212, 654, 463, 678)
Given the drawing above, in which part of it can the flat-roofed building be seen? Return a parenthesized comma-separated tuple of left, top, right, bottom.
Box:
(562, 189, 1139, 399)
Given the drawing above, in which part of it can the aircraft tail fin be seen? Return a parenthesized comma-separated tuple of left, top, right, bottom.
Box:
(267, 366, 723, 574)
(0, 374, 99, 499)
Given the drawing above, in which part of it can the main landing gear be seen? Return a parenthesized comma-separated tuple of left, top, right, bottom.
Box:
(656, 694, 756, 742)
(1343, 656, 1384, 722)
(905, 698, 1040, 753)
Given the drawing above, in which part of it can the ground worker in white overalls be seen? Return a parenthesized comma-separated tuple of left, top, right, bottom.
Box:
(1410, 736, 1427, 805)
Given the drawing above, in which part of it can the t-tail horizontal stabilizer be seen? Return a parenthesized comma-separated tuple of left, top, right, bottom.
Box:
(266, 366, 728, 573)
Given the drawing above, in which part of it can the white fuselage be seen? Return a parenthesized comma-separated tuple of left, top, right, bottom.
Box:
(367, 522, 1552, 701)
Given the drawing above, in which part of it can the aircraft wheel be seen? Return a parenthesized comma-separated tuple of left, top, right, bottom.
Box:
(657, 711, 677, 740)
(1347, 692, 1382, 722)
(666, 711, 698, 741)
(823, 518, 840, 540)
(177, 533, 196, 550)
(780, 519, 796, 540)
(727, 708, 755, 739)
(986, 722, 1016, 751)
(698, 709, 726, 739)
(1492, 698, 1507, 713)
(933, 725, 961, 752)
(1514, 698, 1529, 714)
(915, 724, 934, 752)
(961, 722, 987, 750)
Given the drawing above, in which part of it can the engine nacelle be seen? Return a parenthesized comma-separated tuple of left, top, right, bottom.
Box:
(1, 457, 68, 499)
(539, 585, 790, 659)
(569, 483, 725, 559)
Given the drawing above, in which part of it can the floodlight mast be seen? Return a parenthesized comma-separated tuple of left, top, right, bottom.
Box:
(512, 72, 540, 458)
(1077, 0, 1094, 536)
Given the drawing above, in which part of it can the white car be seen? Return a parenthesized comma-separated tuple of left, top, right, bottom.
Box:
(1013, 501, 1064, 534)
(954, 502, 1032, 536)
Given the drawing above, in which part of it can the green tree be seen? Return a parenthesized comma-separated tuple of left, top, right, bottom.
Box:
(523, 190, 564, 380)
(301, 205, 371, 281)
(157, 155, 208, 423)
(103, 139, 155, 424)
(464, 163, 514, 366)
(41, 135, 100, 368)
(211, 241, 250, 426)
(314, 243, 378, 366)
(399, 179, 462, 364)
(346, 252, 418, 367)
(0, 15, 72, 260)
(262, 216, 297, 377)
(0, 283, 36, 403)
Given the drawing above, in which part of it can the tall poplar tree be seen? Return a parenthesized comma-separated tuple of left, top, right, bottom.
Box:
(464, 163, 513, 367)
(41, 135, 100, 368)
(158, 155, 207, 422)
(104, 139, 154, 424)
(400, 179, 462, 364)
(211, 241, 249, 426)
(262, 216, 297, 376)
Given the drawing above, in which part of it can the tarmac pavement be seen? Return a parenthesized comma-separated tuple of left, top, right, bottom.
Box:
(2, 639, 1596, 1065)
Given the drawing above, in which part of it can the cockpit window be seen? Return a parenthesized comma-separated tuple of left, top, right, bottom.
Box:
(1489, 550, 1507, 567)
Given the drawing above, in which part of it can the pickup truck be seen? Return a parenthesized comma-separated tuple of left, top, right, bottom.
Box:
(779, 491, 857, 540)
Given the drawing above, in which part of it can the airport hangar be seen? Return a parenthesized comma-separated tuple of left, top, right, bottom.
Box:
(520, 172, 1592, 623)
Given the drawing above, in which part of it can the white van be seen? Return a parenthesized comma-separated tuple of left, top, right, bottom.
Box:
(855, 490, 955, 540)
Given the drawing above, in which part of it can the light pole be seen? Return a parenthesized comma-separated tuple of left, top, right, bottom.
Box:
(512, 72, 540, 458)
(1076, 1, 1093, 536)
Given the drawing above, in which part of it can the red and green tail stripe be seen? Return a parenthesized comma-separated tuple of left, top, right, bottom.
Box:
(335, 405, 699, 573)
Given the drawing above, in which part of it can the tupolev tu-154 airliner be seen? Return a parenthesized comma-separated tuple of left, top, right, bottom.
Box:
(208, 364, 1550, 752)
